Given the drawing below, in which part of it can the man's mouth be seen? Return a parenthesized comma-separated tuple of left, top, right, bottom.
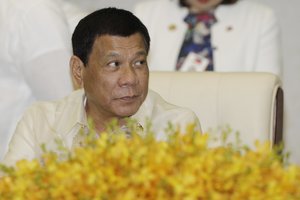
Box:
(118, 95, 139, 102)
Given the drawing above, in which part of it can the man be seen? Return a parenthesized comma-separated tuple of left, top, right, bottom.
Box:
(2, 7, 201, 166)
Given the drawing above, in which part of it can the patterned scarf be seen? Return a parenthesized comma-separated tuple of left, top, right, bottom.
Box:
(176, 12, 217, 71)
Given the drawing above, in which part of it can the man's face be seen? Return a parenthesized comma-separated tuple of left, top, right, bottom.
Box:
(82, 33, 149, 121)
(185, 0, 222, 13)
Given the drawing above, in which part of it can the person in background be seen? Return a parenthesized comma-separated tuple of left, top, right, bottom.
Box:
(134, 0, 281, 75)
(2, 7, 201, 167)
(0, 0, 88, 160)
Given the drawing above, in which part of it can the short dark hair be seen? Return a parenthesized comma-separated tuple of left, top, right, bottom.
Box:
(72, 7, 151, 65)
(179, 0, 238, 7)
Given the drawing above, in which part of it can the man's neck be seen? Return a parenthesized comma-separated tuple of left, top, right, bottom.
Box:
(86, 109, 127, 133)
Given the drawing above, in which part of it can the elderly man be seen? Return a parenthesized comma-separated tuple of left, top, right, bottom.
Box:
(2, 7, 201, 166)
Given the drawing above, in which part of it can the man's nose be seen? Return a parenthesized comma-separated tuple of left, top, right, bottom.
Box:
(119, 65, 138, 86)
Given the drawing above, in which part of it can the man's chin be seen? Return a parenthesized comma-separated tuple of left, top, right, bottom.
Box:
(113, 99, 143, 114)
(114, 107, 140, 118)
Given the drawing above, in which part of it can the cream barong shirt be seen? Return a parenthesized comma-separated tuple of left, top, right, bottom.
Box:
(2, 89, 200, 166)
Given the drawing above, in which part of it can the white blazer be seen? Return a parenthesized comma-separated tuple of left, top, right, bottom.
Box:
(134, 0, 282, 76)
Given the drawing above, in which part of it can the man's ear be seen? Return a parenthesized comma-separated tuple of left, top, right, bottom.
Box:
(70, 55, 84, 89)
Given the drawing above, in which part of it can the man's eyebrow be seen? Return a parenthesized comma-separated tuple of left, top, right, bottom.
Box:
(135, 50, 147, 56)
(106, 52, 120, 57)
(106, 50, 147, 58)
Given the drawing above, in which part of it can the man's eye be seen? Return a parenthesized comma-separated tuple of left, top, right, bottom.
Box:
(108, 61, 120, 68)
(134, 60, 146, 67)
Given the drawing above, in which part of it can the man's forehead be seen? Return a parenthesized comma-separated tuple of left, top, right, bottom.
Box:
(94, 33, 144, 41)
(93, 33, 147, 52)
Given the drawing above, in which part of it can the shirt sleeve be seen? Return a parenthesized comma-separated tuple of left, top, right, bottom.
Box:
(1, 107, 37, 167)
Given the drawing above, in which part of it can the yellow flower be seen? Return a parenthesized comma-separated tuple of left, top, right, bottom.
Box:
(1, 122, 300, 200)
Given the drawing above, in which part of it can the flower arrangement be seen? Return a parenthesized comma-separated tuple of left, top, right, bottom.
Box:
(0, 123, 300, 200)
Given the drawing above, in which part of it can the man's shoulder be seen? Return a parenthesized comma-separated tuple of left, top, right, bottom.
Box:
(141, 90, 201, 137)
(146, 90, 196, 116)
(23, 89, 83, 119)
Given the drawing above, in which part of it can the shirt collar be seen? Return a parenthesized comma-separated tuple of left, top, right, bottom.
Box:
(55, 89, 152, 137)
(131, 90, 156, 130)
(79, 94, 88, 127)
